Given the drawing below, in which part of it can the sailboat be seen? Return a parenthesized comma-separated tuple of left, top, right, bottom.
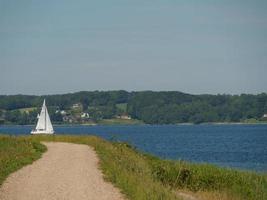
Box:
(31, 99, 54, 134)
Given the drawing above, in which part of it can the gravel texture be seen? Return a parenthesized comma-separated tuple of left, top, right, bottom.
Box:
(0, 142, 125, 200)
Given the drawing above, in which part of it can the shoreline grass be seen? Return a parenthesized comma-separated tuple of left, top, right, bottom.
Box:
(1, 135, 266, 200)
(2, 121, 267, 126)
(0, 135, 46, 185)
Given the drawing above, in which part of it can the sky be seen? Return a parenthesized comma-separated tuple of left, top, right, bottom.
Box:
(0, 0, 267, 95)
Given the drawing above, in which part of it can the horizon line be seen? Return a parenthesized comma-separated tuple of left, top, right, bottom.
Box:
(0, 90, 266, 96)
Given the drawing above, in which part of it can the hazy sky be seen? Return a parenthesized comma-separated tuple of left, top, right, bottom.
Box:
(1, 0, 267, 95)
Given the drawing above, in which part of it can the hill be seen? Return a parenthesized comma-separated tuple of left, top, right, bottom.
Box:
(0, 91, 267, 124)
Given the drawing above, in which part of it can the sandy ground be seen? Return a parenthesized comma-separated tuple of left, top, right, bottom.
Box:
(0, 142, 125, 200)
(176, 192, 199, 200)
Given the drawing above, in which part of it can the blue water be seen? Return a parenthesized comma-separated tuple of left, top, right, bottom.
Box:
(0, 124, 267, 172)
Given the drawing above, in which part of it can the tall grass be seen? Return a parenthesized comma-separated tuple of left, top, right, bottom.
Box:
(146, 156, 267, 200)
(0, 135, 46, 185)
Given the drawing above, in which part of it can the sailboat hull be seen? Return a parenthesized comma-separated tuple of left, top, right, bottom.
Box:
(31, 130, 54, 135)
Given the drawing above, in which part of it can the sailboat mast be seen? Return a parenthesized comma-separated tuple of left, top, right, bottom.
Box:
(44, 101, 46, 130)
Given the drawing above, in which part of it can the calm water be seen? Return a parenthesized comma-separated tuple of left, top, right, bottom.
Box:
(0, 124, 267, 172)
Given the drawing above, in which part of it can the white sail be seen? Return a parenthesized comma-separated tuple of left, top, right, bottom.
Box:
(45, 106, 54, 133)
(31, 99, 54, 134)
(35, 102, 46, 130)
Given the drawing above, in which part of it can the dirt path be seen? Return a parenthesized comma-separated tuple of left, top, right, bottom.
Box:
(175, 191, 200, 200)
(0, 142, 125, 200)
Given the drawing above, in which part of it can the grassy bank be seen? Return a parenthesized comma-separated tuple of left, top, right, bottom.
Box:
(0, 135, 46, 185)
(1, 135, 266, 200)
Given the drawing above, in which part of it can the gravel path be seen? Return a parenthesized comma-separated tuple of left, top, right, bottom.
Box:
(0, 142, 125, 200)
(175, 191, 199, 200)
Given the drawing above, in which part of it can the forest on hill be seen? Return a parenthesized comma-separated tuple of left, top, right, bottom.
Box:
(0, 91, 267, 125)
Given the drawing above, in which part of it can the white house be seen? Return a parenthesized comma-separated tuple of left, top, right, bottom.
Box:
(72, 103, 82, 109)
(81, 112, 90, 118)
(55, 110, 67, 115)
(116, 114, 131, 120)
(60, 110, 67, 115)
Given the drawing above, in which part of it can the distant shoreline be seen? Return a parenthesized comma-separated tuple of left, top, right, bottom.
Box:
(1, 121, 267, 126)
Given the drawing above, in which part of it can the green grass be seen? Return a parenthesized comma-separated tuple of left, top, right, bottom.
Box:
(99, 118, 144, 125)
(242, 118, 267, 124)
(1, 135, 266, 200)
(16, 107, 37, 113)
(146, 156, 267, 200)
(0, 135, 46, 185)
(116, 103, 128, 112)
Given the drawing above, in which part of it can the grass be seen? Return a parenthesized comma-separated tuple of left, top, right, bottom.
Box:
(146, 156, 267, 200)
(0, 135, 46, 185)
(242, 118, 267, 124)
(16, 107, 37, 113)
(0, 135, 266, 200)
(116, 103, 128, 112)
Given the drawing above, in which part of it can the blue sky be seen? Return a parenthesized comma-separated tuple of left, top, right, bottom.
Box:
(0, 0, 267, 95)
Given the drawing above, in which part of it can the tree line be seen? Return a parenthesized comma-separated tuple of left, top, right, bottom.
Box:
(0, 91, 266, 124)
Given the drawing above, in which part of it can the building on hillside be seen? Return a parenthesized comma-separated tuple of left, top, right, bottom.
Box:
(81, 112, 90, 119)
(62, 115, 76, 123)
(60, 110, 67, 115)
(263, 114, 267, 118)
(116, 114, 132, 120)
(55, 110, 67, 115)
(72, 103, 83, 109)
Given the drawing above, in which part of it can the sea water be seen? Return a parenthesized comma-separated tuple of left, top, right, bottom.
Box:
(0, 124, 266, 172)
